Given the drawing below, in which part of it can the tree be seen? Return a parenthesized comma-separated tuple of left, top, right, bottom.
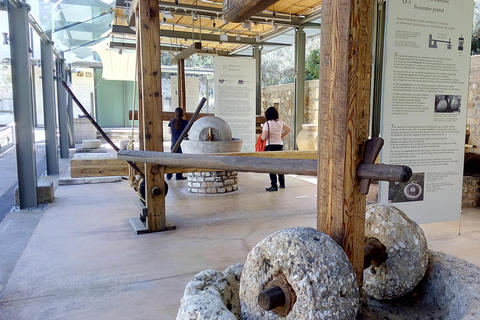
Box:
(472, 0, 480, 54)
(305, 48, 320, 80)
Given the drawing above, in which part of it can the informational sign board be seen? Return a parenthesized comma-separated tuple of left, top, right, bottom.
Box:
(214, 56, 256, 152)
(170, 76, 200, 112)
(72, 68, 95, 118)
(378, 0, 474, 223)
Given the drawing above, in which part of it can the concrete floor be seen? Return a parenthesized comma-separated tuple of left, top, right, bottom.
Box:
(0, 164, 479, 319)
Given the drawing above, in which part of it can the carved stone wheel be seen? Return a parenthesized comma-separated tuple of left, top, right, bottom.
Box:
(240, 227, 359, 319)
(363, 204, 428, 300)
(188, 116, 233, 141)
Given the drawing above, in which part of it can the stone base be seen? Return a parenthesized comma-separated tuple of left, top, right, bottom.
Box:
(462, 176, 480, 208)
(187, 171, 238, 194)
(14, 177, 54, 206)
(75, 145, 108, 153)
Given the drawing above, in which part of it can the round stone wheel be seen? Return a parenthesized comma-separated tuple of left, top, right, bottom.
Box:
(363, 204, 428, 300)
(188, 116, 233, 142)
(240, 227, 359, 319)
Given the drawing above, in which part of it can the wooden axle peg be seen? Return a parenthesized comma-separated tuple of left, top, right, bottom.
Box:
(357, 163, 412, 186)
(151, 187, 161, 196)
(358, 137, 412, 195)
(258, 285, 286, 311)
(257, 274, 296, 316)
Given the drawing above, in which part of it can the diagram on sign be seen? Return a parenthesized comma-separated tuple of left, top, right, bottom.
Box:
(429, 34, 451, 49)
(429, 34, 465, 51)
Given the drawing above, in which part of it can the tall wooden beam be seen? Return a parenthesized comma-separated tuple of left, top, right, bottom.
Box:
(136, 11, 144, 151)
(138, 0, 166, 232)
(178, 58, 186, 113)
(317, 0, 374, 285)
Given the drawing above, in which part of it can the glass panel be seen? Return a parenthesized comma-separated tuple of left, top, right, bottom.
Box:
(27, 0, 115, 63)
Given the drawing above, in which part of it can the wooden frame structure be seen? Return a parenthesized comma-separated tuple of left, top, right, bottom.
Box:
(127, 0, 376, 286)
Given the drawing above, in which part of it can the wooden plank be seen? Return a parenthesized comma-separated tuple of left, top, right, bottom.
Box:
(216, 150, 317, 160)
(317, 0, 374, 286)
(164, 150, 317, 173)
(138, 0, 166, 232)
(129, 111, 266, 124)
(223, 0, 280, 22)
(172, 42, 202, 63)
(136, 11, 144, 152)
(178, 58, 186, 112)
(70, 158, 129, 177)
(117, 150, 317, 176)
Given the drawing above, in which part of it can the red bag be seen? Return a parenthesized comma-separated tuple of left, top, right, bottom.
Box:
(255, 135, 266, 152)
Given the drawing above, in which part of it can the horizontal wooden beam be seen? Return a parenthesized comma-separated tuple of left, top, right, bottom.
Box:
(223, 0, 280, 23)
(118, 150, 410, 182)
(128, 110, 266, 124)
(117, 150, 318, 176)
(172, 42, 202, 63)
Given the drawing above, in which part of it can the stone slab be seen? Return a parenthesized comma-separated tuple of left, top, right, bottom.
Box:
(82, 139, 102, 149)
(14, 177, 54, 206)
(75, 146, 108, 153)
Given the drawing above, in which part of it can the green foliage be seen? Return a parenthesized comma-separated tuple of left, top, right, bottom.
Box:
(472, 0, 480, 54)
(261, 34, 321, 86)
(305, 48, 320, 80)
(261, 46, 295, 86)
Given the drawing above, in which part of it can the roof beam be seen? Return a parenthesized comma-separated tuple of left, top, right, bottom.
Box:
(127, 0, 320, 27)
(112, 25, 291, 47)
(109, 40, 230, 56)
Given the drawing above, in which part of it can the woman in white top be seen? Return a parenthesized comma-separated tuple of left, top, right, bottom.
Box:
(261, 106, 292, 191)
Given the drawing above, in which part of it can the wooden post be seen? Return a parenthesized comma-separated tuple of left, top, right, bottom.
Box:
(178, 58, 186, 114)
(136, 11, 144, 152)
(137, 0, 166, 232)
(317, 0, 374, 286)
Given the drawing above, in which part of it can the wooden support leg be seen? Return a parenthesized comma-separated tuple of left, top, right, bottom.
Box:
(178, 58, 186, 114)
(138, 0, 166, 232)
(317, 0, 374, 286)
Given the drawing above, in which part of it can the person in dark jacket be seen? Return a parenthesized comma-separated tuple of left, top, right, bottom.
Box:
(167, 107, 188, 180)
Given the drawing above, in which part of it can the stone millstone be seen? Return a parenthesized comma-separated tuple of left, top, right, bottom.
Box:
(239, 227, 359, 320)
(188, 116, 233, 141)
(363, 204, 428, 300)
(176, 264, 243, 320)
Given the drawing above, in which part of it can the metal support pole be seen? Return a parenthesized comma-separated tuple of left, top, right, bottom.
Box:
(56, 54, 69, 158)
(253, 45, 262, 115)
(66, 69, 75, 147)
(41, 31, 59, 175)
(294, 27, 306, 149)
(7, 1, 38, 209)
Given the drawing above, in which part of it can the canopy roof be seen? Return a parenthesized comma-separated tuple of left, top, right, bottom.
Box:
(17, 0, 322, 63)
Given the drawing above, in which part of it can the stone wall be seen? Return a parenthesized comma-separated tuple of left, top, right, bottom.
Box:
(468, 55, 480, 153)
(261, 80, 320, 150)
(463, 176, 480, 208)
(74, 118, 97, 144)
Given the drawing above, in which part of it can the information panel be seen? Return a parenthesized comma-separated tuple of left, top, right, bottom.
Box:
(72, 68, 95, 118)
(214, 56, 256, 152)
(378, 0, 473, 223)
(170, 76, 200, 113)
